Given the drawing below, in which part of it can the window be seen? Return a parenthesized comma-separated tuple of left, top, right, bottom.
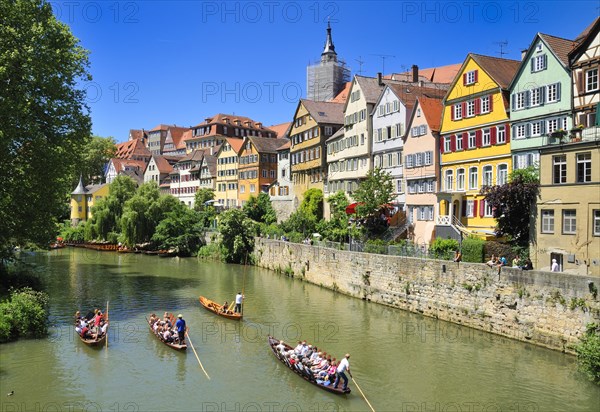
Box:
(515, 124, 527, 139)
(530, 87, 542, 106)
(497, 164, 508, 185)
(466, 100, 475, 117)
(594, 210, 600, 236)
(531, 54, 547, 72)
(454, 104, 462, 120)
(562, 210, 576, 234)
(240, 185, 245, 193)
(465, 70, 476, 85)
(497, 126, 506, 143)
(456, 134, 463, 151)
(482, 165, 493, 186)
(541, 210, 554, 233)
(553, 155, 567, 184)
(482, 129, 491, 146)
(484, 200, 493, 217)
(466, 200, 475, 217)
(397, 179, 403, 194)
(424, 151, 432, 165)
(546, 83, 560, 103)
(586, 68, 599, 92)
(469, 167, 478, 189)
(547, 118, 560, 134)
(577, 152, 592, 183)
(481, 96, 490, 113)
(456, 168, 465, 191)
(514, 92, 526, 110)
(530, 122, 542, 137)
(445, 170, 453, 191)
(444, 136, 451, 153)
(468, 132, 476, 149)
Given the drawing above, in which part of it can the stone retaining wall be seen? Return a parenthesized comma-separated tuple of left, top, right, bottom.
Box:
(254, 238, 600, 353)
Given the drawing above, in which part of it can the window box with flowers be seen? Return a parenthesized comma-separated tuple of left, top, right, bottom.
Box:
(570, 124, 585, 141)
(550, 129, 568, 142)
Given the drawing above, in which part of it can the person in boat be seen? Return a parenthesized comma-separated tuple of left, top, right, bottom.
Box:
(163, 327, 174, 343)
(293, 341, 303, 355)
(99, 319, 109, 338)
(92, 310, 103, 341)
(234, 292, 243, 314)
(221, 302, 229, 314)
(299, 341, 309, 358)
(149, 314, 158, 325)
(333, 354, 352, 391)
(80, 324, 92, 339)
(175, 314, 186, 345)
(275, 340, 286, 353)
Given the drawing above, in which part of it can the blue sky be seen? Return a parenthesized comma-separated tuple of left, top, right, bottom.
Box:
(53, 1, 598, 142)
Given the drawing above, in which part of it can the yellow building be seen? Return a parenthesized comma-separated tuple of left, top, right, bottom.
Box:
(215, 138, 244, 209)
(70, 176, 109, 225)
(289, 99, 344, 204)
(436, 54, 520, 240)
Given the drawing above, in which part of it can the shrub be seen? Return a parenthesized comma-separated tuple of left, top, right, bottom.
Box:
(461, 237, 485, 263)
(0, 287, 49, 343)
(196, 243, 225, 261)
(429, 238, 459, 259)
(575, 323, 600, 385)
(364, 239, 388, 254)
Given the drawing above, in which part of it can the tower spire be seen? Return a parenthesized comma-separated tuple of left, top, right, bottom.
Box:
(321, 19, 337, 61)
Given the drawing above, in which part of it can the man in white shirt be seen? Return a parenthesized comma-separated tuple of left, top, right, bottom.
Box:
(234, 292, 244, 313)
(333, 353, 352, 391)
(551, 259, 560, 272)
(276, 340, 286, 353)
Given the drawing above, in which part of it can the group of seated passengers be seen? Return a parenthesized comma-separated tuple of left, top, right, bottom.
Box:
(220, 301, 234, 315)
(275, 340, 338, 386)
(149, 313, 182, 344)
(75, 309, 108, 341)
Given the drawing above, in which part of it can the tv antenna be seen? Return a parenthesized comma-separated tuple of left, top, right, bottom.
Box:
(494, 41, 509, 58)
(370, 54, 396, 74)
(355, 56, 365, 75)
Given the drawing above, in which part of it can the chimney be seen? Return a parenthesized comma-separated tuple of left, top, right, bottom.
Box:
(412, 65, 419, 83)
(521, 49, 528, 61)
(377, 72, 383, 86)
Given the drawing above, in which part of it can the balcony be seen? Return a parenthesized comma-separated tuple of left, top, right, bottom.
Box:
(546, 126, 599, 145)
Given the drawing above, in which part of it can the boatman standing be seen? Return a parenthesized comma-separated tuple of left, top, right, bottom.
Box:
(333, 353, 352, 392)
(175, 314, 186, 345)
(234, 292, 244, 314)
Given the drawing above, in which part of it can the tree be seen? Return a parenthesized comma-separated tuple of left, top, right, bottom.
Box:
(480, 166, 539, 247)
(243, 193, 277, 225)
(300, 188, 323, 221)
(86, 176, 137, 241)
(120, 181, 163, 247)
(218, 209, 255, 263)
(317, 191, 350, 242)
(0, 0, 92, 259)
(152, 205, 205, 256)
(353, 168, 395, 236)
(575, 323, 600, 385)
(194, 188, 217, 228)
(79, 136, 116, 185)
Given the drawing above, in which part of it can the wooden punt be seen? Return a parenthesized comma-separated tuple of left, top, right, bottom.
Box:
(75, 311, 107, 348)
(198, 296, 242, 320)
(267, 336, 351, 395)
(147, 313, 187, 351)
(158, 249, 177, 258)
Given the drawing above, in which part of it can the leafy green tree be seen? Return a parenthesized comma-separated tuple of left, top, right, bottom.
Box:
(243, 193, 277, 225)
(194, 188, 217, 228)
(575, 323, 600, 385)
(0, 0, 92, 259)
(0, 287, 49, 342)
(300, 188, 324, 221)
(152, 205, 205, 256)
(480, 166, 539, 247)
(119, 182, 162, 247)
(317, 191, 350, 242)
(218, 209, 255, 263)
(78, 136, 116, 185)
(86, 176, 137, 241)
(281, 209, 317, 237)
(353, 168, 395, 236)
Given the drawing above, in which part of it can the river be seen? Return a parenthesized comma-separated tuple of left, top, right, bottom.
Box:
(0, 248, 598, 412)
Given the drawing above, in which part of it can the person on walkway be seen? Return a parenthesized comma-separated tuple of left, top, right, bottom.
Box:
(175, 314, 186, 345)
(551, 259, 560, 272)
(333, 353, 352, 391)
(234, 292, 244, 314)
(522, 258, 533, 271)
(453, 250, 462, 262)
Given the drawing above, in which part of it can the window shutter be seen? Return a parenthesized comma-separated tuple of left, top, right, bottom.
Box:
(577, 72, 583, 92)
(450, 135, 456, 152)
(475, 98, 481, 115)
(474, 70, 479, 83)
(524, 91, 530, 108)
(511, 94, 515, 111)
(462, 102, 467, 114)
(491, 126, 497, 145)
(462, 132, 468, 148)
(451, 105, 456, 121)
(489, 94, 494, 112)
(473, 200, 478, 217)
(505, 123, 511, 143)
(440, 136, 445, 153)
(530, 57, 535, 73)
(479, 200, 485, 217)
(542, 54, 547, 69)
(540, 86, 546, 105)
(556, 83, 561, 101)
(475, 130, 482, 147)
(463, 73, 467, 85)
(462, 200, 467, 217)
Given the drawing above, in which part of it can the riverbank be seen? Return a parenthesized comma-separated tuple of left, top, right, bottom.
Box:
(255, 238, 600, 354)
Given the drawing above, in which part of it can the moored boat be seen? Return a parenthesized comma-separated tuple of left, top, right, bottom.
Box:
(147, 313, 187, 351)
(199, 296, 242, 320)
(267, 336, 350, 395)
(158, 249, 177, 258)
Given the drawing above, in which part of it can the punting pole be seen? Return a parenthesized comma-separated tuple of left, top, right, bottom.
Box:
(186, 330, 210, 380)
(351, 376, 376, 412)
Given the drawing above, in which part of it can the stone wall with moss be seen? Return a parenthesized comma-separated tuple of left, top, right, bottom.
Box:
(254, 238, 600, 354)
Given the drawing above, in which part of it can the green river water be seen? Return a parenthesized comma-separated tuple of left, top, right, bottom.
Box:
(0, 248, 598, 412)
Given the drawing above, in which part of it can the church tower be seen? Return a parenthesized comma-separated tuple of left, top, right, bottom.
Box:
(306, 22, 350, 101)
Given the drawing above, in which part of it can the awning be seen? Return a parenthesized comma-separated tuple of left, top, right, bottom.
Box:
(345, 202, 364, 215)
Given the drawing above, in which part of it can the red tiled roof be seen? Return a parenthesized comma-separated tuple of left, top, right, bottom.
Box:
(470, 54, 520, 89)
(245, 136, 289, 154)
(129, 129, 147, 141)
(418, 96, 444, 133)
(277, 140, 291, 151)
(268, 122, 292, 138)
(569, 17, 600, 61)
(329, 82, 352, 103)
(115, 138, 151, 160)
(539, 33, 575, 66)
(227, 137, 244, 153)
(301, 99, 345, 124)
(111, 158, 147, 174)
(385, 83, 446, 118)
(152, 155, 175, 174)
